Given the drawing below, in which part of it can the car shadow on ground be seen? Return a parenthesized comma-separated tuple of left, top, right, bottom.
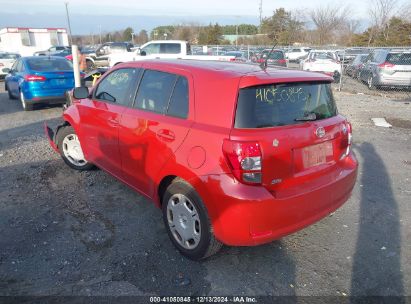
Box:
(350, 143, 404, 297)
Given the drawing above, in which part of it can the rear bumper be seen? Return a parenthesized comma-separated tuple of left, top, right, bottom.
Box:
(24, 95, 66, 105)
(194, 153, 358, 246)
(376, 75, 411, 87)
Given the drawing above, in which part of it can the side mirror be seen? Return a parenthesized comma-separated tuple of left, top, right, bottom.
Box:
(140, 50, 146, 56)
(2, 68, 11, 73)
(73, 87, 89, 99)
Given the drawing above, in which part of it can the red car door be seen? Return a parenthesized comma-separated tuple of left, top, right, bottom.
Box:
(119, 68, 193, 198)
(78, 68, 140, 178)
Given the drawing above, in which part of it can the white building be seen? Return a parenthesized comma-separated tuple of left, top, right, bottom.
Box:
(0, 27, 69, 56)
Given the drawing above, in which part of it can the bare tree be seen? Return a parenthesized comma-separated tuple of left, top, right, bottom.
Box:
(310, 4, 350, 45)
(367, 0, 399, 45)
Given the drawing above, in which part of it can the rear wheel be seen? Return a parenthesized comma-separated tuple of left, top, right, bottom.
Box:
(162, 179, 222, 260)
(57, 126, 94, 171)
(5, 83, 16, 100)
(20, 91, 33, 111)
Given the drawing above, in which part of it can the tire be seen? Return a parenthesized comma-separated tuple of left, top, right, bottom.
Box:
(5, 83, 16, 100)
(367, 75, 376, 90)
(56, 126, 94, 171)
(86, 60, 95, 71)
(162, 179, 222, 260)
(19, 91, 33, 111)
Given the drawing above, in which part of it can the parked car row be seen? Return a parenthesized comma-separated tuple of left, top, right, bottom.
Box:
(345, 48, 411, 90)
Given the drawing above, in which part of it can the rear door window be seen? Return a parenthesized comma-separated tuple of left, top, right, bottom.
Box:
(235, 82, 337, 128)
(160, 43, 181, 54)
(134, 70, 177, 114)
(167, 76, 189, 119)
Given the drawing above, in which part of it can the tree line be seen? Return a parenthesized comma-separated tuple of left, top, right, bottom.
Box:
(73, 0, 411, 46)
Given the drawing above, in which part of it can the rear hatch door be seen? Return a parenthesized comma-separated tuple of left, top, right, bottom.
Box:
(231, 81, 350, 198)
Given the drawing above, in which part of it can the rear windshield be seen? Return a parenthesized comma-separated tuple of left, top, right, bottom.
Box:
(262, 51, 284, 60)
(26, 58, 73, 72)
(386, 53, 411, 65)
(0, 53, 19, 59)
(310, 52, 335, 60)
(235, 82, 337, 128)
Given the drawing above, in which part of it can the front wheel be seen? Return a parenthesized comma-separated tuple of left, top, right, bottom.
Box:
(57, 126, 94, 171)
(162, 179, 222, 260)
(20, 91, 33, 111)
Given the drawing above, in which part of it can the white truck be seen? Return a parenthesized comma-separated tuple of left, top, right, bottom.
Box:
(107, 40, 235, 67)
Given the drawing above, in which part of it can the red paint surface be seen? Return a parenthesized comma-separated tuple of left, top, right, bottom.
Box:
(46, 60, 358, 246)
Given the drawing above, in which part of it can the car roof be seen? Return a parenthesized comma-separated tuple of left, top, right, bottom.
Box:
(119, 59, 332, 84)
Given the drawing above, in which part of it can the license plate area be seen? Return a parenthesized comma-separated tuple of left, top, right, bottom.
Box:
(302, 141, 333, 168)
(293, 141, 334, 174)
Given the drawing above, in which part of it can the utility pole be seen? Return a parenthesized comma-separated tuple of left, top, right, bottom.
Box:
(99, 25, 102, 44)
(259, 0, 263, 33)
(64, 2, 73, 46)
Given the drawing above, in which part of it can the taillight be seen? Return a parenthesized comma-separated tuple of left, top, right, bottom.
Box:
(24, 75, 46, 82)
(230, 58, 236, 62)
(340, 122, 353, 160)
(223, 139, 262, 185)
(278, 59, 286, 64)
(378, 61, 394, 68)
(0, 63, 4, 67)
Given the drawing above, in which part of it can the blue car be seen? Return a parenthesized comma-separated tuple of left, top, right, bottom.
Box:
(4, 56, 76, 111)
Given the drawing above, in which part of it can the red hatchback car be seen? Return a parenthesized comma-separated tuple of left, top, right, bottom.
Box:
(45, 60, 358, 260)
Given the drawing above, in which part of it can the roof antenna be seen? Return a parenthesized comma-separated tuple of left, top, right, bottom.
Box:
(260, 35, 278, 71)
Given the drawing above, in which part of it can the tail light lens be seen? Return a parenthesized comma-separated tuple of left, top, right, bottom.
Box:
(223, 139, 262, 185)
(378, 61, 395, 68)
(278, 59, 286, 64)
(379, 61, 395, 75)
(340, 122, 353, 160)
(24, 75, 46, 82)
(230, 58, 236, 62)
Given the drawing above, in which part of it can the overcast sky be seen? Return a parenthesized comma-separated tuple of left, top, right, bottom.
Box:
(0, 0, 393, 18)
(0, 0, 409, 34)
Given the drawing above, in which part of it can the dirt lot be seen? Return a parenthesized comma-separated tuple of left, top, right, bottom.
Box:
(0, 82, 410, 298)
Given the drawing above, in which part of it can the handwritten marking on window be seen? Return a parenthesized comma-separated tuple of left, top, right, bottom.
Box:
(256, 86, 308, 104)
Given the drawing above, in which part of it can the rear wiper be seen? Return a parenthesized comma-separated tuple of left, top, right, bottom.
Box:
(295, 112, 317, 121)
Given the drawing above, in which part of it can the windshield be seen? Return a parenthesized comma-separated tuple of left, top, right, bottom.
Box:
(26, 58, 73, 72)
(235, 82, 337, 128)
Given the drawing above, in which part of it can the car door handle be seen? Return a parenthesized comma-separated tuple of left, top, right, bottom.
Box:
(156, 129, 175, 141)
(107, 118, 119, 127)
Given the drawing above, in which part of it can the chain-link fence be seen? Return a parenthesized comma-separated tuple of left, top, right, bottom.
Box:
(195, 44, 411, 101)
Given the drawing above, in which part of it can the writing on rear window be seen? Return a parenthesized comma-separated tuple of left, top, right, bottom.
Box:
(256, 86, 309, 104)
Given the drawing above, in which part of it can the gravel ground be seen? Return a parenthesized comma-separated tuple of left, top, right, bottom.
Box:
(0, 82, 410, 298)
